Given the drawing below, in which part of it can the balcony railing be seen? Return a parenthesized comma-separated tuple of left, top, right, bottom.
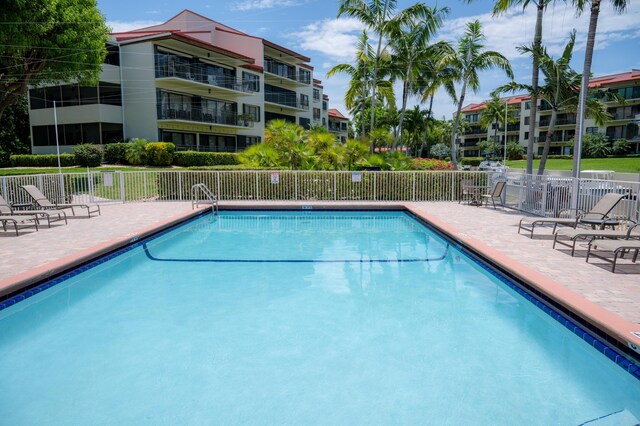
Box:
(157, 107, 252, 127)
(156, 66, 252, 93)
(265, 93, 309, 110)
(539, 117, 577, 127)
(464, 127, 485, 135)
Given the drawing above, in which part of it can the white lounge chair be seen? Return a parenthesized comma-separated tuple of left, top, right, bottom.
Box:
(21, 185, 101, 218)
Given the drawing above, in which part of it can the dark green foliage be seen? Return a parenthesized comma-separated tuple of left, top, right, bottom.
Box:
(10, 154, 76, 167)
(0, 96, 30, 166)
(72, 144, 103, 167)
(172, 151, 240, 167)
(546, 155, 573, 160)
(611, 139, 630, 156)
(103, 143, 128, 164)
(582, 133, 611, 158)
(125, 139, 148, 165)
(460, 157, 484, 166)
(145, 142, 175, 166)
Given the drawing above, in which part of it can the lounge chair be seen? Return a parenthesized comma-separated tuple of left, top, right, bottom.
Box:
(553, 221, 638, 256)
(518, 192, 627, 238)
(21, 185, 101, 218)
(0, 215, 39, 236)
(0, 195, 67, 227)
(586, 226, 640, 272)
(482, 181, 506, 209)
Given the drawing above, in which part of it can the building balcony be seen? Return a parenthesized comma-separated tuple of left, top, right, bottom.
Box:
(155, 68, 253, 98)
(157, 108, 253, 128)
(264, 58, 310, 88)
(265, 93, 309, 111)
(464, 127, 485, 135)
(539, 117, 577, 127)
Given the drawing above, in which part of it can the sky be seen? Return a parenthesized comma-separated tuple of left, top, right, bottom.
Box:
(99, 0, 640, 121)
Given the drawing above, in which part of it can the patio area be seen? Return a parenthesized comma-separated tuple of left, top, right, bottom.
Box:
(1, 200, 639, 331)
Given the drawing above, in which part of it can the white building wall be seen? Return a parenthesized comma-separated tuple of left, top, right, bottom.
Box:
(120, 42, 158, 141)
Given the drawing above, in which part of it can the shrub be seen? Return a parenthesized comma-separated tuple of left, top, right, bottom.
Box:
(103, 143, 128, 164)
(172, 151, 240, 167)
(72, 144, 103, 167)
(125, 138, 148, 165)
(412, 158, 454, 171)
(581, 133, 611, 158)
(10, 153, 76, 167)
(145, 142, 175, 166)
(460, 157, 483, 167)
(611, 139, 630, 156)
(506, 141, 524, 160)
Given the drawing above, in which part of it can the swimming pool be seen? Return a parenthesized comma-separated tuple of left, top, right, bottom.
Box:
(1, 210, 639, 424)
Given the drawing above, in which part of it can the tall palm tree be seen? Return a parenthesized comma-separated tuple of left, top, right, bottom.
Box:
(491, 0, 553, 175)
(494, 31, 615, 175)
(387, 6, 449, 146)
(442, 20, 513, 169)
(571, 0, 629, 177)
(338, 0, 429, 134)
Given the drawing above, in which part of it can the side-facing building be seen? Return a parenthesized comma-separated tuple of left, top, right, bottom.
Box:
(457, 70, 640, 157)
(327, 109, 349, 143)
(27, 9, 342, 154)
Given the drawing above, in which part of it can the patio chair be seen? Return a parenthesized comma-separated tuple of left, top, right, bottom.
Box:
(21, 185, 101, 218)
(0, 214, 39, 236)
(517, 192, 627, 238)
(553, 220, 637, 256)
(458, 179, 475, 204)
(585, 224, 640, 272)
(0, 195, 67, 227)
(481, 181, 506, 209)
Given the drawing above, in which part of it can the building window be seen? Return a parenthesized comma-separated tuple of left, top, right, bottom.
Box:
(586, 127, 599, 134)
(99, 82, 122, 106)
(80, 86, 98, 105)
(61, 85, 80, 107)
(44, 86, 62, 108)
(199, 134, 237, 152)
(300, 94, 309, 109)
(29, 89, 46, 109)
(101, 123, 123, 143)
(265, 84, 297, 107)
(322, 117, 326, 126)
(161, 131, 197, 150)
(313, 88, 320, 101)
(243, 104, 261, 122)
(340, 122, 347, 131)
(322, 101, 327, 111)
(340, 136, 346, 143)
(299, 117, 311, 129)
(104, 44, 120, 66)
(242, 72, 260, 92)
(525, 101, 531, 110)
(466, 113, 479, 123)
(32, 122, 113, 146)
(299, 68, 311, 84)
(313, 108, 321, 120)
(524, 132, 529, 140)
(524, 116, 530, 125)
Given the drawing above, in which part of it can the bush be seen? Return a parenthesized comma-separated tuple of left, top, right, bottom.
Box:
(103, 143, 128, 164)
(72, 144, 103, 167)
(412, 158, 454, 171)
(125, 138, 148, 165)
(506, 141, 524, 160)
(460, 157, 483, 167)
(611, 139, 630, 156)
(10, 153, 76, 167)
(172, 151, 240, 167)
(581, 133, 611, 158)
(145, 142, 175, 166)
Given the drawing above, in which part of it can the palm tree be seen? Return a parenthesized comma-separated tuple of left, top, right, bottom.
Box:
(387, 6, 449, 146)
(571, 0, 629, 177)
(478, 94, 516, 157)
(338, 0, 429, 134)
(494, 31, 616, 174)
(442, 20, 513, 169)
(491, 0, 553, 175)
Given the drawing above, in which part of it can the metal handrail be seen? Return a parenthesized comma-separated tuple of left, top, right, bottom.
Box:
(192, 183, 218, 215)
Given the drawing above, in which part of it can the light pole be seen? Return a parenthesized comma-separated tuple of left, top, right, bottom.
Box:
(53, 100, 62, 175)
(503, 98, 508, 169)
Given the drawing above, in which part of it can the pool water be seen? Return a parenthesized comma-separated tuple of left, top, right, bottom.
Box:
(1, 211, 639, 424)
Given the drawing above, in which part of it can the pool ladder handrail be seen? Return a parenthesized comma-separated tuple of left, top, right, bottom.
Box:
(191, 183, 218, 215)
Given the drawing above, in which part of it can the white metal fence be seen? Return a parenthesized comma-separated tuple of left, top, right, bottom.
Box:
(1, 170, 638, 221)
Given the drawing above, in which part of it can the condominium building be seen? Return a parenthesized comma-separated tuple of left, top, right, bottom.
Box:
(27, 9, 343, 154)
(327, 109, 349, 143)
(457, 70, 640, 157)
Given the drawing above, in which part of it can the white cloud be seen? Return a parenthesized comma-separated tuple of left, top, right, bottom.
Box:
(288, 18, 365, 61)
(232, 0, 301, 12)
(107, 20, 163, 33)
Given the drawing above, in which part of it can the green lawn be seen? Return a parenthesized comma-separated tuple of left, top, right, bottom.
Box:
(506, 157, 640, 173)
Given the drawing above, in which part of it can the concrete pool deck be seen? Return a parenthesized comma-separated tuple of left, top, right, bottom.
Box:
(1, 201, 639, 351)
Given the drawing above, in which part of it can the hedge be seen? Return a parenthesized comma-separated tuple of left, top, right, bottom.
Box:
(172, 151, 239, 167)
(10, 154, 76, 167)
(145, 142, 175, 166)
(460, 157, 484, 167)
(72, 144, 103, 167)
(103, 143, 128, 164)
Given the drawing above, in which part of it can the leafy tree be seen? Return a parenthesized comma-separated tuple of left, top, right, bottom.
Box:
(431, 143, 450, 159)
(441, 20, 513, 170)
(0, 95, 30, 166)
(342, 140, 370, 170)
(478, 94, 517, 151)
(0, 0, 109, 119)
(478, 140, 501, 158)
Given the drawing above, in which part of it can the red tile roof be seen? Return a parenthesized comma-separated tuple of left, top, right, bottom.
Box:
(328, 109, 348, 120)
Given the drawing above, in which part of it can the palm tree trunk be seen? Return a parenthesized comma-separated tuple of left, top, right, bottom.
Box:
(494, 125, 499, 159)
(361, 79, 366, 139)
(538, 108, 557, 175)
(396, 68, 412, 149)
(450, 79, 468, 170)
(526, 1, 545, 175)
(572, 0, 600, 178)
(369, 0, 391, 138)
(419, 95, 434, 157)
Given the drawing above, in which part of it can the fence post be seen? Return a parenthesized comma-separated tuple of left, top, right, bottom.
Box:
(143, 172, 148, 201)
(178, 172, 183, 201)
(216, 171, 221, 201)
(373, 172, 377, 201)
(119, 172, 125, 203)
(412, 172, 416, 201)
(1, 177, 7, 202)
(570, 177, 580, 218)
(294, 172, 298, 200)
(88, 171, 95, 203)
(451, 172, 456, 201)
(255, 171, 259, 200)
(333, 173, 337, 201)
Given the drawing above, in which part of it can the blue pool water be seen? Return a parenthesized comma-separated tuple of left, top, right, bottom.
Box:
(1, 211, 639, 424)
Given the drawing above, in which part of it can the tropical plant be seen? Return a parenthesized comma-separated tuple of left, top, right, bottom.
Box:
(431, 143, 450, 159)
(478, 94, 517, 153)
(611, 139, 630, 156)
(125, 138, 149, 165)
(581, 133, 611, 158)
(441, 20, 513, 170)
(368, 128, 393, 152)
(342, 140, 370, 170)
(337, 0, 430, 133)
(506, 141, 525, 160)
(571, 0, 629, 176)
(238, 144, 282, 168)
(494, 31, 615, 174)
(478, 140, 501, 158)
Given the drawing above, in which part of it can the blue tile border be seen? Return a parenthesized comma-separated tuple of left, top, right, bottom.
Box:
(2, 207, 639, 383)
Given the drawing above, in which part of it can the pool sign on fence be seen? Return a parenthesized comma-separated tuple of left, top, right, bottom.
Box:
(271, 172, 279, 184)
(352, 172, 362, 183)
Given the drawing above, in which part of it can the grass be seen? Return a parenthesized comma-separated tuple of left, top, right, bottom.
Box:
(506, 157, 640, 173)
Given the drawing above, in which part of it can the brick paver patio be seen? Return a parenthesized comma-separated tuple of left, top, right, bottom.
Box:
(1, 201, 638, 326)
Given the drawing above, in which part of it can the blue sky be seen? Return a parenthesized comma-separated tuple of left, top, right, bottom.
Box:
(99, 0, 640, 120)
